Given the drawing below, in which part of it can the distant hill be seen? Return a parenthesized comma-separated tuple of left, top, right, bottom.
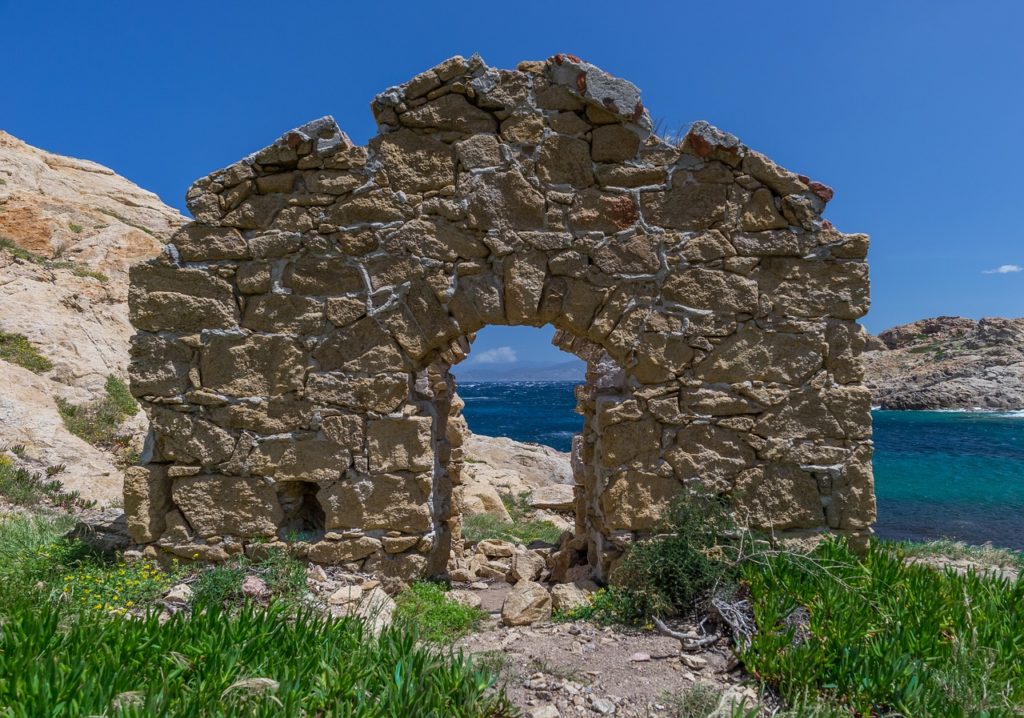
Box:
(453, 359, 586, 382)
(863, 316, 1024, 410)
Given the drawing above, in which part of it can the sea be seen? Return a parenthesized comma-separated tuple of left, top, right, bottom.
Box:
(457, 381, 1024, 550)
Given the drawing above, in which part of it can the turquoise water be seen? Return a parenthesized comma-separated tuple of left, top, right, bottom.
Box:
(457, 382, 1024, 550)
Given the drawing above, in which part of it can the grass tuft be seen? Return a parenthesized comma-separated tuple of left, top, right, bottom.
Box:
(0, 331, 53, 373)
(56, 375, 138, 449)
(0, 235, 108, 282)
(393, 581, 486, 644)
(462, 512, 563, 546)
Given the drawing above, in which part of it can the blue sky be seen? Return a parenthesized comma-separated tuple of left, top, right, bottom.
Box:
(4, 1, 1022, 365)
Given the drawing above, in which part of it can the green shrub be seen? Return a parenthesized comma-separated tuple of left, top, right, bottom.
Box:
(556, 585, 649, 625)
(56, 375, 138, 448)
(0, 331, 53, 373)
(394, 581, 486, 643)
(609, 491, 737, 619)
(741, 539, 1024, 715)
(0, 454, 92, 509)
(658, 682, 723, 718)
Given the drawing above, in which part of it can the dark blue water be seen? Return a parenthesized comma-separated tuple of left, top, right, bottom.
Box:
(457, 382, 1024, 550)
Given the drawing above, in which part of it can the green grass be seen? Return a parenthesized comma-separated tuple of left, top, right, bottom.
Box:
(740, 539, 1024, 716)
(658, 683, 723, 718)
(393, 582, 486, 644)
(0, 514, 513, 717)
(882, 536, 1024, 571)
(68, 222, 84, 234)
(0, 235, 108, 282)
(0, 331, 53, 373)
(462, 490, 564, 546)
(0, 454, 92, 510)
(56, 375, 139, 449)
(462, 512, 563, 546)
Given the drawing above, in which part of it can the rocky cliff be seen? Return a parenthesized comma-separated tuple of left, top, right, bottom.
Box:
(0, 131, 185, 502)
(863, 316, 1024, 410)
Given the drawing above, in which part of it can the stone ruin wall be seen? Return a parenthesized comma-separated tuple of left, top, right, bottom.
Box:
(125, 55, 875, 582)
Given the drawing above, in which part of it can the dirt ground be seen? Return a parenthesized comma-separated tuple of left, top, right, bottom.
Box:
(455, 584, 765, 718)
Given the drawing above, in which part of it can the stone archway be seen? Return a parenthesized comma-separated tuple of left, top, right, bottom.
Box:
(125, 55, 874, 581)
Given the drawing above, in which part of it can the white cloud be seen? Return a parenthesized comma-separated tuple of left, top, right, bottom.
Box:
(982, 264, 1022, 274)
(472, 346, 518, 364)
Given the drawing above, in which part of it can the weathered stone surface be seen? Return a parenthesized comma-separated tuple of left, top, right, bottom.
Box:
(124, 465, 171, 543)
(550, 581, 595, 613)
(367, 417, 433, 473)
(200, 334, 306, 396)
(318, 474, 431, 533)
(501, 580, 552, 625)
(172, 476, 283, 537)
(127, 57, 873, 581)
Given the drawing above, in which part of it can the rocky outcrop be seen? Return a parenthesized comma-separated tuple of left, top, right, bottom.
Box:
(863, 316, 1024, 410)
(127, 54, 874, 578)
(461, 434, 573, 519)
(0, 131, 184, 502)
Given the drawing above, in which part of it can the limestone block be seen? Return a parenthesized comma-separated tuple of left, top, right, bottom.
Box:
(696, 326, 824, 384)
(538, 135, 593, 187)
(663, 267, 758, 314)
(599, 418, 660, 467)
(367, 417, 433, 473)
(601, 469, 680, 530)
(236, 261, 272, 294)
(465, 169, 545, 230)
(666, 424, 755, 493)
(124, 465, 171, 543)
(130, 333, 191, 397)
(209, 397, 312, 435)
(501, 580, 552, 626)
(250, 436, 350, 482)
(172, 475, 283, 538)
(640, 181, 728, 230)
(731, 229, 816, 257)
(504, 251, 547, 325)
(678, 229, 736, 261)
(241, 294, 325, 334)
(129, 291, 238, 333)
(509, 550, 546, 582)
(550, 581, 595, 613)
(322, 414, 365, 451)
(313, 318, 405, 373)
(755, 257, 870, 320)
(591, 233, 659, 275)
(172, 225, 249, 261)
(400, 93, 497, 134)
(591, 123, 641, 163)
(305, 372, 408, 413)
(318, 474, 432, 533)
(500, 112, 546, 144)
(151, 409, 237, 467)
(741, 187, 789, 231)
(568, 190, 638, 233)
(383, 218, 488, 261)
(372, 129, 454, 193)
(200, 334, 306, 397)
(325, 296, 366, 327)
(283, 254, 364, 295)
(734, 464, 824, 531)
(308, 536, 381, 564)
(455, 134, 503, 169)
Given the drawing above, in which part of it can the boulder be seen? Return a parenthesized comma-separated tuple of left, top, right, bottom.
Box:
(501, 580, 552, 626)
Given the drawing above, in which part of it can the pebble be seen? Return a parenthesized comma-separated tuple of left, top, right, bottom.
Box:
(628, 652, 650, 662)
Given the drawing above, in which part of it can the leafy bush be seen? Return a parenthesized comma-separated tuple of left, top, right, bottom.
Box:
(741, 539, 1024, 715)
(393, 581, 486, 643)
(56, 375, 139, 448)
(609, 491, 737, 618)
(0, 331, 53, 373)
